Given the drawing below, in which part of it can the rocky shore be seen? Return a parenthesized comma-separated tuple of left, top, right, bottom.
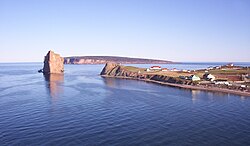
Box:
(100, 62, 250, 97)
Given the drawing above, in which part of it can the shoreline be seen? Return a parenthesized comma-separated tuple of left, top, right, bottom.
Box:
(101, 75, 250, 97)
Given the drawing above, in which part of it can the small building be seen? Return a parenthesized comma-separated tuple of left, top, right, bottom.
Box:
(189, 75, 200, 81)
(214, 79, 230, 85)
(150, 66, 162, 70)
(170, 68, 179, 72)
(207, 66, 213, 70)
(215, 66, 221, 69)
(227, 63, 234, 67)
(203, 73, 216, 81)
(162, 68, 169, 72)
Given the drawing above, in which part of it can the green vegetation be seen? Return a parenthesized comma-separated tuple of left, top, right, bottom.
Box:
(207, 69, 248, 75)
(122, 65, 249, 83)
(123, 66, 146, 72)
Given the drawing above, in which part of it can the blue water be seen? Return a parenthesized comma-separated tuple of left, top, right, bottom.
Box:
(0, 63, 250, 146)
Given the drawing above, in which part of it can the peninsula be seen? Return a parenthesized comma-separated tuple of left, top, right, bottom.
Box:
(64, 56, 173, 64)
(100, 62, 250, 97)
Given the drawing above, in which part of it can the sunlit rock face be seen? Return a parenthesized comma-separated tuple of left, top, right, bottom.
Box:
(100, 62, 119, 75)
(43, 50, 64, 74)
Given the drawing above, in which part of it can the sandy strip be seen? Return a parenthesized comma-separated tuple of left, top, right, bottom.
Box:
(101, 75, 250, 97)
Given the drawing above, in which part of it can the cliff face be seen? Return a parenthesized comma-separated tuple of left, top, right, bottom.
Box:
(64, 56, 173, 64)
(100, 62, 193, 85)
(43, 51, 64, 74)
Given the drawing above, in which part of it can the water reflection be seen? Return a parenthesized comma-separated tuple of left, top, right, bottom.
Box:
(191, 90, 201, 103)
(44, 74, 64, 99)
(102, 77, 116, 88)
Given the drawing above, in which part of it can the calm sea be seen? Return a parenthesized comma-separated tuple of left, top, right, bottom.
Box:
(0, 62, 250, 146)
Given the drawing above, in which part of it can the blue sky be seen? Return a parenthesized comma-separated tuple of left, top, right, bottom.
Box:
(0, 0, 250, 62)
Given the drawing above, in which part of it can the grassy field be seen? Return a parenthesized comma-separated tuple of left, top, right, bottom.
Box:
(122, 65, 250, 82)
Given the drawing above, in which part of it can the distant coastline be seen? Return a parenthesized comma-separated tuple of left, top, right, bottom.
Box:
(64, 56, 174, 64)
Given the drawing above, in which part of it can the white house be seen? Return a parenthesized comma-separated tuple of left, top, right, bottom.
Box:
(170, 68, 179, 72)
(207, 74, 215, 81)
(162, 68, 169, 72)
(203, 73, 215, 81)
(207, 66, 213, 70)
(189, 75, 200, 81)
(227, 63, 234, 67)
(150, 66, 162, 70)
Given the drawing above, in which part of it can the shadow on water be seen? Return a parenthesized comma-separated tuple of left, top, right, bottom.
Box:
(44, 74, 64, 100)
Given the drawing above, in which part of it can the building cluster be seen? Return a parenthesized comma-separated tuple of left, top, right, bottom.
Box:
(146, 64, 249, 88)
(146, 66, 192, 72)
(144, 64, 249, 90)
(179, 75, 201, 81)
(147, 66, 200, 81)
(206, 63, 236, 71)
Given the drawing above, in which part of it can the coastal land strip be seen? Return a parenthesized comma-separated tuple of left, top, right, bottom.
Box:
(100, 62, 250, 97)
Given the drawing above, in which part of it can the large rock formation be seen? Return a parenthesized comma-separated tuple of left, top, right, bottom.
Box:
(43, 50, 64, 74)
(100, 62, 120, 75)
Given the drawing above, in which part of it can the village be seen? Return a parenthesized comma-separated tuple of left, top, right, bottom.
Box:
(145, 63, 250, 91)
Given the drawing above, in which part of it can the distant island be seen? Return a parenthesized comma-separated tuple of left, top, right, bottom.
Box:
(64, 56, 173, 64)
(100, 62, 250, 96)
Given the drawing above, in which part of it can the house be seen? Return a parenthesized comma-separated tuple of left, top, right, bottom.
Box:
(162, 68, 169, 72)
(189, 75, 200, 81)
(215, 66, 221, 69)
(170, 68, 179, 72)
(203, 73, 215, 81)
(207, 66, 213, 70)
(150, 66, 162, 70)
(227, 63, 234, 67)
(147, 66, 161, 72)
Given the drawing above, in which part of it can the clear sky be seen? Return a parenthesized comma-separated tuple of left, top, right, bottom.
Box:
(0, 0, 250, 62)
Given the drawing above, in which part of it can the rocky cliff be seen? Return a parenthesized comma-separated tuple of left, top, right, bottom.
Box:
(100, 62, 193, 85)
(43, 50, 64, 74)
(64, 56, 173, 64)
